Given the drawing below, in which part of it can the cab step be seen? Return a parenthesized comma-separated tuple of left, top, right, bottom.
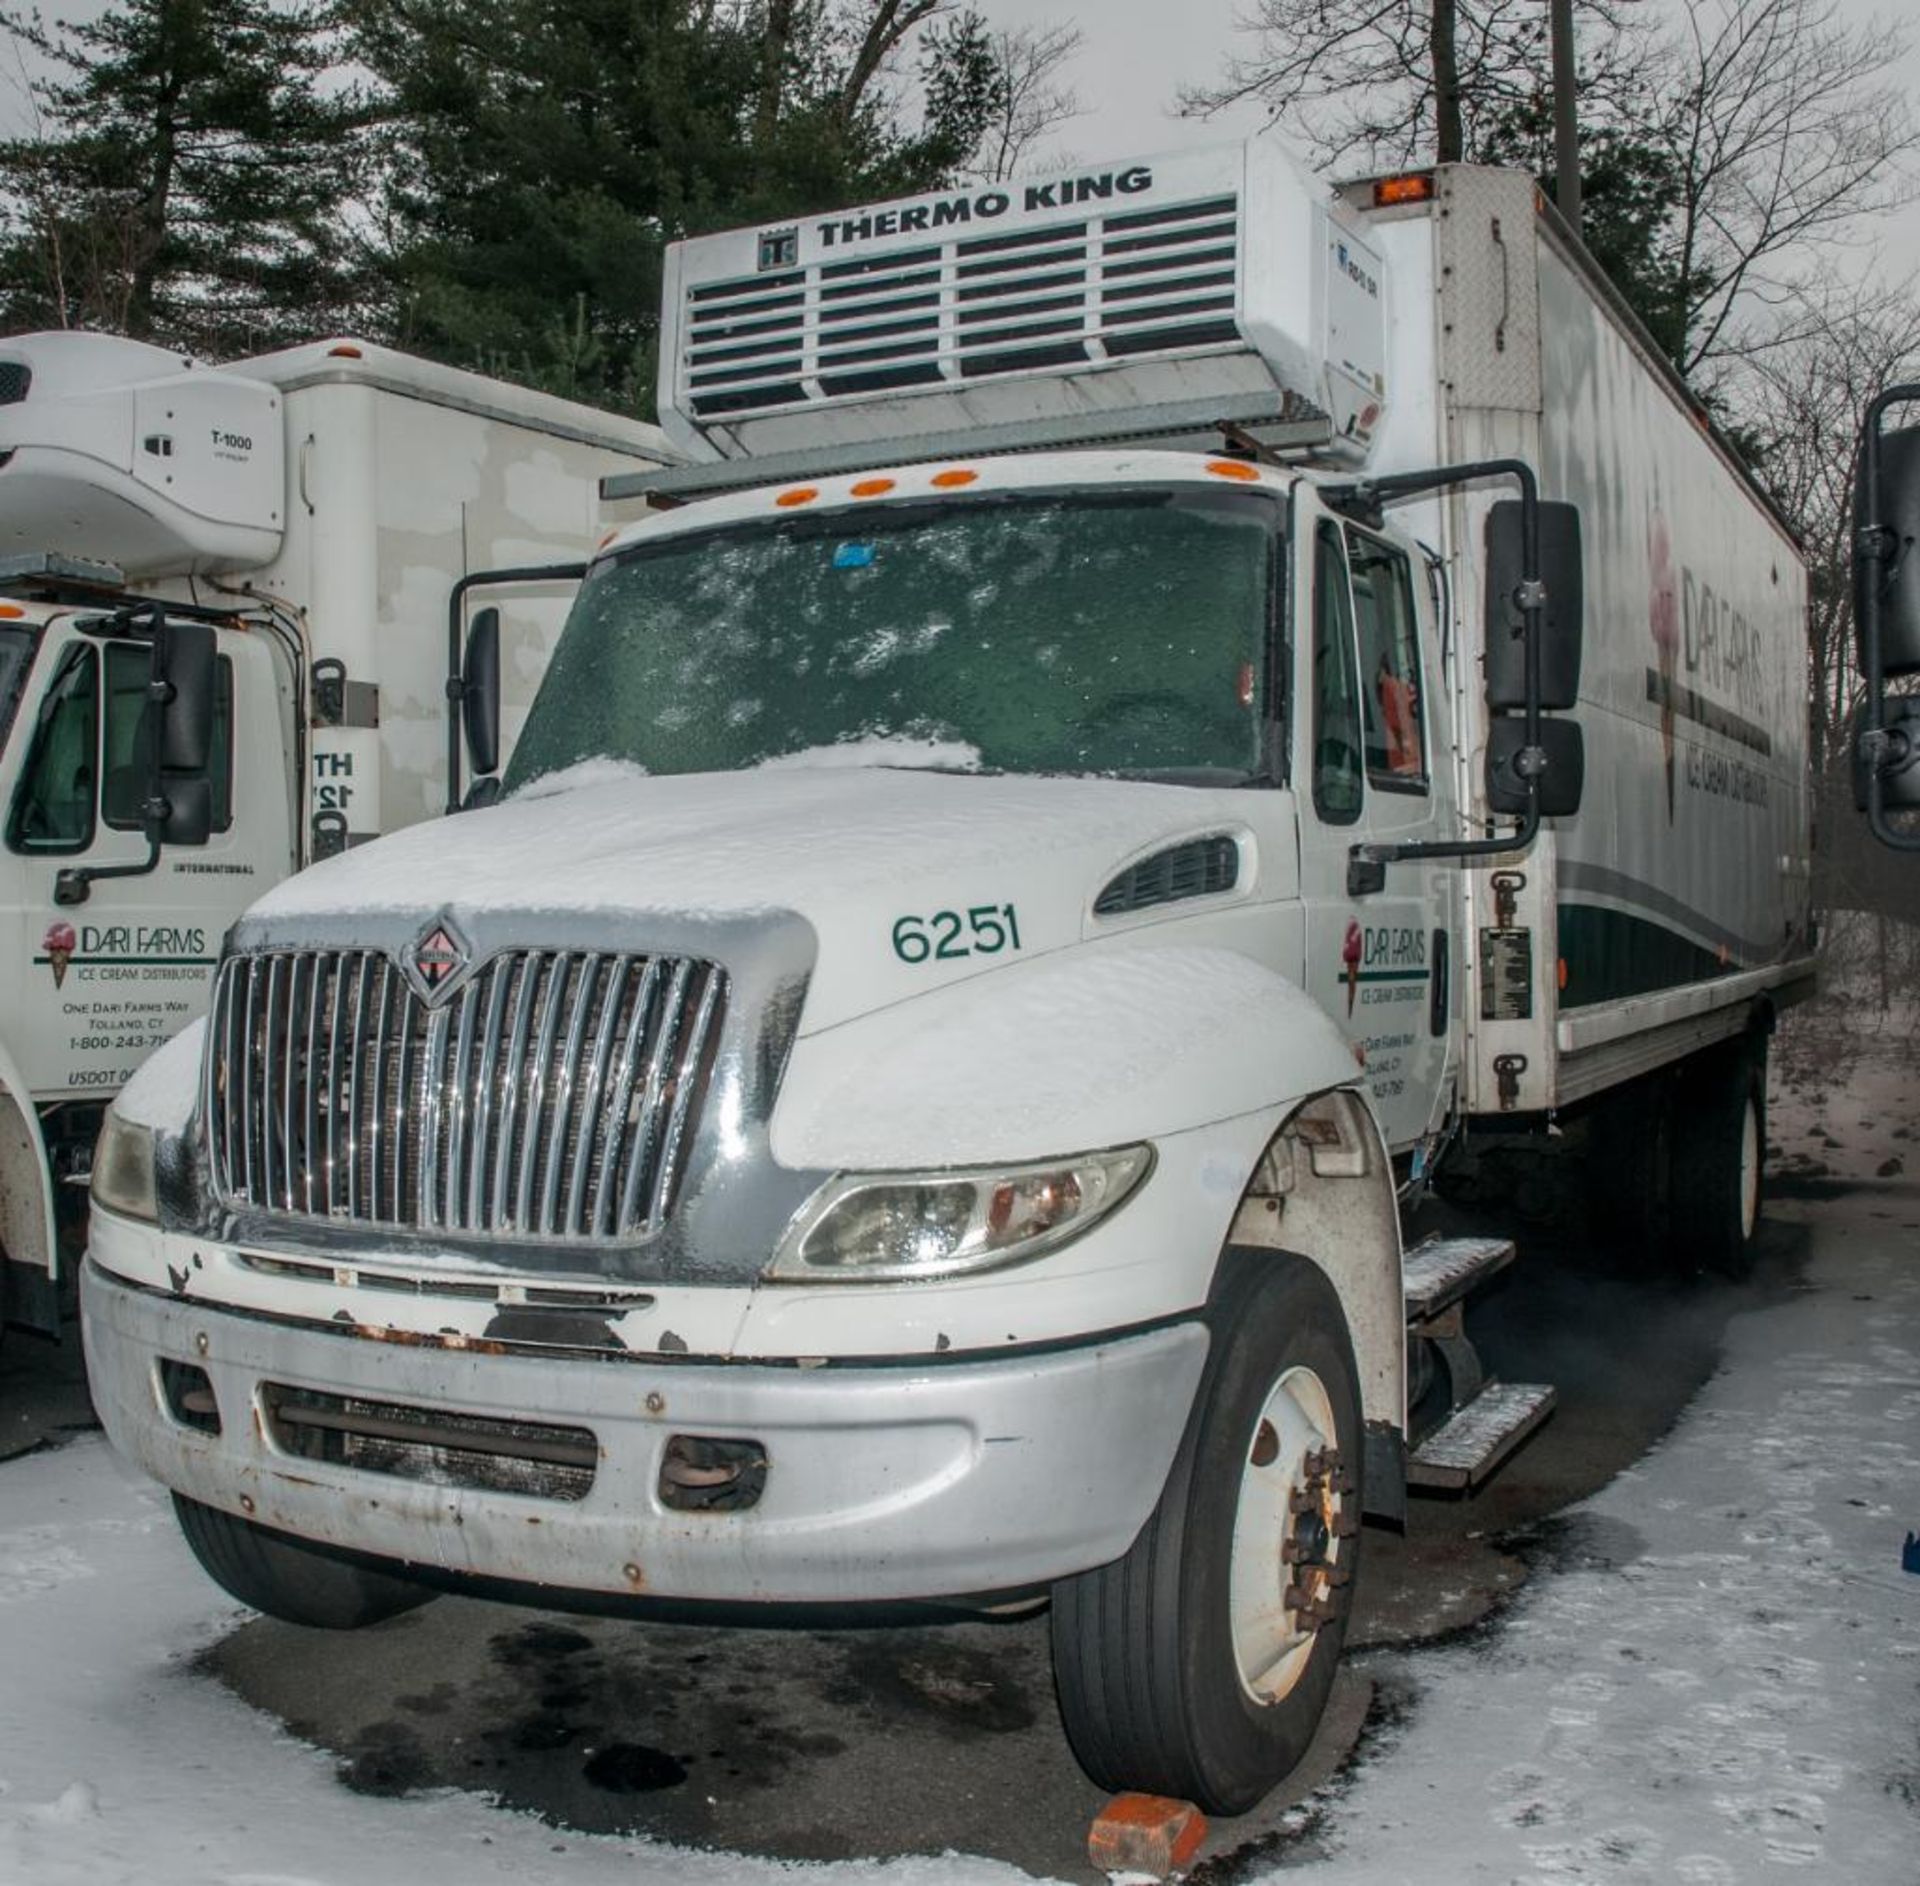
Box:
(1402, 1233, 1517, 1326)
(1407, 1381, 1557, 1490)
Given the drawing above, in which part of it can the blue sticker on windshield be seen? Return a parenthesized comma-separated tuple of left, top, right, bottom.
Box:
(833, 542, 876, 570)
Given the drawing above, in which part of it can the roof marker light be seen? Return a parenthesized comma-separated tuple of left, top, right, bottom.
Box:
(0, 603, 22, 619)
(596, 528, 620, 552)
(851, 478, 896, 498)
(327, 342, 364, 358)
(931, 468, 979, 488)
(776, 486, 820, 508)
(1205, 459, 1261, 482)
(1373, 173, 1434, 207)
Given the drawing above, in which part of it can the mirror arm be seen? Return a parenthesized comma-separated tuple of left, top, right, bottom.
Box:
(446, 562, 588, 813)
(1323, 458, 1547, 891)
(1857, 382, 1920, 851)
(55, 838, 162, 908)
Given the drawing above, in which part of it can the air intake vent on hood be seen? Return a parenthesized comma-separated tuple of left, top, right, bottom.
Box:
(1095, 836, 1240, 916)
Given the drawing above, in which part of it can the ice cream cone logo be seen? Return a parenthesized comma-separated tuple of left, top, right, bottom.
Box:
(43, 920, 76, 988)
(1649, 512, 1680, 823)
(1342, 919, 1363, 1017)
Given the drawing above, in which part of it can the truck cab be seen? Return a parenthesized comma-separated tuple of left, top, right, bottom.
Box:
(78, 126, 1807, 1820)
(0, 591, 290, 1330)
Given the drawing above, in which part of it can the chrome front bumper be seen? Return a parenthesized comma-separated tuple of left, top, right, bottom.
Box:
(83, 1259, 1208, 1604)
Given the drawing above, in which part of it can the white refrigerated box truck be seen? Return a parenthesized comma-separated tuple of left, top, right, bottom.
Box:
(0, 334, 671, 1339)
(82, 133, 1813, 1814)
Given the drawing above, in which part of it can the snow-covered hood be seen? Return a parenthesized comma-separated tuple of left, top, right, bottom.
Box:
(247, 765, 1284, 1034)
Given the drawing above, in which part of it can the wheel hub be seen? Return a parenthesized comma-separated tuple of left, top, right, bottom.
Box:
(1228, 1370, 1358, 1703)
(1281, 1445, 1354, 1633)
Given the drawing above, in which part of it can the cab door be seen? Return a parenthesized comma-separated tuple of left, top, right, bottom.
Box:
(3, 618, 292, 1102)
(1293, 496, 1459, 1158)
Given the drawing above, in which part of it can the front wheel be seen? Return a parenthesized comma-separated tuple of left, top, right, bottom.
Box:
(173, 1495, 438, 1629)
(1050, 1253, 1363, 1815)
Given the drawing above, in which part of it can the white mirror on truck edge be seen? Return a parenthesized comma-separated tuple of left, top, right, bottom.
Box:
(1852, 395, 1920, 840)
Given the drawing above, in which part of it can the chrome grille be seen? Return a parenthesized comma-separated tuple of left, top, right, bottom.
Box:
(682, 193, 1240, 419)
(206, 948, 727, 1241)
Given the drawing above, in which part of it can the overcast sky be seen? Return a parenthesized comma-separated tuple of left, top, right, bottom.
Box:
(2, 0, 1916, 285)
(976, 0, 1920, 285)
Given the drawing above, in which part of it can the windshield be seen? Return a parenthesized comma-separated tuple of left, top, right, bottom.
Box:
(0, 623, 38, 756)
(504, 487, 1276, 790)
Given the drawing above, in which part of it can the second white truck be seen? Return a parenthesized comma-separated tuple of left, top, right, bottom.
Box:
(0, 335, 671, 1341)
(81, 133, 1812, 1813)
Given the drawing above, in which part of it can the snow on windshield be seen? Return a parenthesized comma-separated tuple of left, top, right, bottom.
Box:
(502, 489, 1273, 791)
(755, 736, 981, 773)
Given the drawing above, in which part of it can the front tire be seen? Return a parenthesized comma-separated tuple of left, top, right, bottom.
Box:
(173, 1495, 438, 1629)
(1050, 1254, 1363, 1814)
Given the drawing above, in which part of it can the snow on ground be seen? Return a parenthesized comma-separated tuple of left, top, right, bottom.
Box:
(0, 1442, 1031, 1886)
(4, 1018, 1916, 1884)
(1296, 1201, 1919, 1882)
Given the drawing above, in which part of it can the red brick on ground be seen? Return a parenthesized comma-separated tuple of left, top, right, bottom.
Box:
(1086, 1791, 1208, 1876)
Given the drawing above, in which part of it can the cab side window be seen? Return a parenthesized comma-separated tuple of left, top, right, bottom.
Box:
(7, 645, 98, 854)
(102, 642, 234, 832)
(1347, 528, 1428, 790)
(1312, 521, 1364, 825)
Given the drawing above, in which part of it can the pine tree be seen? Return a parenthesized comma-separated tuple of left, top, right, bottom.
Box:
(349, 0, 1004, 413)
(0, 0, 370, 353)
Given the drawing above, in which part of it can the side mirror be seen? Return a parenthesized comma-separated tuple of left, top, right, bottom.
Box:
(149, 619, 215, 846)
(1487, 717, 1584, 818)
(462, 606, 501, 781)
(1852, 696, 1920, 812)
(1856, 420, 1920, 679)
(156, 774, 214, 846)
(154, 619, 216, 773)
(1852, 389, 1920, 851)
(53, 614, 216, 903)
(1484, 499, 1583, 709)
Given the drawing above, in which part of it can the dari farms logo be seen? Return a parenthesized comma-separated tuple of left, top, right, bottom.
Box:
(38, 920, 210, 985)
(409, 917, 469, 1002)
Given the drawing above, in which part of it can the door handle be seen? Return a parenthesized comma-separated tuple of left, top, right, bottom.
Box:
(1430, 926, 1449, 1036)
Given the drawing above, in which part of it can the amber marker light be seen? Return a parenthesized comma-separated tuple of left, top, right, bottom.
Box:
(327, 342, 365, 358)
(1373, 173, 1434, 207)
(0, 603, 23, 619)
(930, 468, 979, 488)
(775, 486, 820, 507)
(1205, 458, 1261, 482)
(851, 477, 896, 498)
(595, 528, 620, 552)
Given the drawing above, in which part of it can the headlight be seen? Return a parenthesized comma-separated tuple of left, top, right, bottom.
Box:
(92, 1109, 159, 1223)
(767, 1145, 1153, 1283)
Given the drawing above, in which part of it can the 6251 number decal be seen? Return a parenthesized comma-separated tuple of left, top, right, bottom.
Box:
(892, 904, 1022, 964)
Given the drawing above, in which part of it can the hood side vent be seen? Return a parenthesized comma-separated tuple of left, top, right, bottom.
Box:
(1094, 835, 1240, 917)
(0, 362, 30, 405)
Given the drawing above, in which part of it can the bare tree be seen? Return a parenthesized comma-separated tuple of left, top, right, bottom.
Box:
(1643, 0, 1920, 381)
(964, 20, 1083, 183)
(1182, 0, 1635, 170)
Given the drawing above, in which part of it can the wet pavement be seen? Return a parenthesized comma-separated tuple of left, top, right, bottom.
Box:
(0, 1037, 1884, 1880)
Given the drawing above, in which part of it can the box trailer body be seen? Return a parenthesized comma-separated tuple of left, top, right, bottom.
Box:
(0, 335, 671, 1333)
(80, 135, 1812, 1816)
(1353, 170, 1810, 1118)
